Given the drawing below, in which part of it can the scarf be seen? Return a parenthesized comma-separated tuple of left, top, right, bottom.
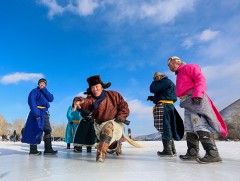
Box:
(91, 90, 107, 110)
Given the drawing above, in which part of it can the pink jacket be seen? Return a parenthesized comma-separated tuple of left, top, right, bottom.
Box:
(176, 64, 228, 137)
(176, 64, 206, 98)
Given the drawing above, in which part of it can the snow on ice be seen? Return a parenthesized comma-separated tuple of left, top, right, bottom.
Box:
(0, 141, 239, 181)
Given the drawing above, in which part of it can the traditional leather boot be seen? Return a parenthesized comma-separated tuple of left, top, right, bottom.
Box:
(29, 145, 42, 155)
(171, 140, 177, 156)
(157, 140, 174, 157)
(96, 141, 109, 162)
(179, 132, 200, 161)
(96, 122, 113, 162)
(44, 134, 58, 155)
(73, 146, 82, 152)
(196, 131, 222, 164)
(87, 146, 92, 153)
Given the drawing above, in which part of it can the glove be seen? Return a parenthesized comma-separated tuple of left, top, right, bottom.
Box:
(114, 117, 123, 123)
(191, 97, 202, 105)
(70, 121, 73, 125)
(147, 96, 154, 101)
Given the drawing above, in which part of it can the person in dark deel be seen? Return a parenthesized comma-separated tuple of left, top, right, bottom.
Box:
(21, 78, 58, 155)
(148, 72, 183, 157)
(73, 88, 98, 153)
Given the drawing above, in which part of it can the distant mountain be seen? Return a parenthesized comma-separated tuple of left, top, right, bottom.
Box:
(220, 99, 240, 121)
(220, 99, 240, 139)
(134, 132, 161, 141)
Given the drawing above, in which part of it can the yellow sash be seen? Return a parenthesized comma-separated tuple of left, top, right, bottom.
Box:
(152, 100, 174, 110)
(72, 120, 80, 124)
(37, 106, 46, 109)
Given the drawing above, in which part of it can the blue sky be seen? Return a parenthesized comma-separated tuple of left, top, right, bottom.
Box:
(0, 0, 240, 136)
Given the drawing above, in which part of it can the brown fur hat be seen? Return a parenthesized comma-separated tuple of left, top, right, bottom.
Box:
(83, 88, 92, 95)
(87, 75, 111, 89)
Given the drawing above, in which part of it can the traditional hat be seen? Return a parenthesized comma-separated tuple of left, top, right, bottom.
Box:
(38, 78, 47, 85)
(87, 75, 111, 89)
(84, 88, 92, 95)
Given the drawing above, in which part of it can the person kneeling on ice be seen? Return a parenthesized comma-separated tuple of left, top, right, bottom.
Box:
(148, 72, 184, 157)
(167, 56, 228, 163)
(74, 75, 130, 162)
(22, 78, 58, 155)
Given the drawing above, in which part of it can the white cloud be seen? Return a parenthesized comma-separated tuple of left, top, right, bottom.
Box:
(38, 0, 197, 23)
(39, 0, 99, 18)
(127, 99, 152, 120)
(182, 28, 220, 48)
(200, 61, 240, 110)
(0, 72, 44, 84)
(67, 0, 99, 16)
(199, 29, 219, 42)
(39, 0, 64, 18)
(140, 0, 197, 23)
(203, 62, 240, 81)
(182, 38, 194, 49)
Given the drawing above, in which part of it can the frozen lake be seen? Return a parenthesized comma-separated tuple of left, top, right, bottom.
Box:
(0, 140, 239, 181)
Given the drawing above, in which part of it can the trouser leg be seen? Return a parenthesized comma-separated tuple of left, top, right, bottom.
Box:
(42, 112, 58, 155)
(96, 122, 113, 162)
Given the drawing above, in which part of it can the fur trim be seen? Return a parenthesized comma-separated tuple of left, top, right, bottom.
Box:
(87, 75, 111, 89)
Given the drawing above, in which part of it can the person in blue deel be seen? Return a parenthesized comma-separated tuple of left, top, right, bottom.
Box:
(21, 78, 58, 155)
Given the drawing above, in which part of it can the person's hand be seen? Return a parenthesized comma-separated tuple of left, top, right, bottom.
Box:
(70, 121, 73, 125)
(147, 96, 154, 101)
(191, 97, 202, 105)
(74, 98, 84, 109)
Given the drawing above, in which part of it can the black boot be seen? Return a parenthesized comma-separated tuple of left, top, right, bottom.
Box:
(179, 132, 199, 161)
(44, 134, 58, 155)
(157, 140, 174, 157)
(171, 140, 177, 156)
(67, 143, 70, 149)
(29, 145, 42, 155)
(87, 146, 92, 152)
(196, 131, 222, 164)
(73, 146, 82, 153)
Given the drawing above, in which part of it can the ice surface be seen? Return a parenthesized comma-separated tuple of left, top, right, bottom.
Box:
(0, 141, 239, 181)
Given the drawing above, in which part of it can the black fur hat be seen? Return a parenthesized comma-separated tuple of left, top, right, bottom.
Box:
(38, 78, 47, 85)
(87, 75, 111, 89)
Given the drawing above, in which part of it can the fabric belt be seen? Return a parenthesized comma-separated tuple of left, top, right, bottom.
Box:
(158, 100, 174, 104)
(153, 100, 174, 110)
(72, 120, 80, 124)
(37, 106, 46, 109)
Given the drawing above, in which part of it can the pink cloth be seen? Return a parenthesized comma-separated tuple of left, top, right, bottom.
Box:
(208, 96, 228, 137)
(176, 64, 228, 137)
(176, 64, 207, 98)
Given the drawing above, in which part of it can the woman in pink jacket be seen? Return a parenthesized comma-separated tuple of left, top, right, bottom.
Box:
(168, 56, 227, 164)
